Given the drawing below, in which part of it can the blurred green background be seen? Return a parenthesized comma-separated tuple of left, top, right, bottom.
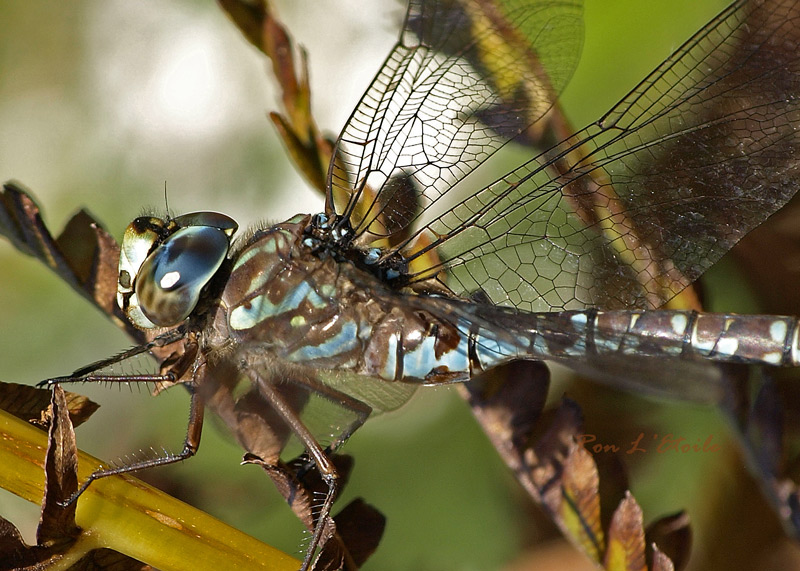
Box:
(5, 0, 798, 569)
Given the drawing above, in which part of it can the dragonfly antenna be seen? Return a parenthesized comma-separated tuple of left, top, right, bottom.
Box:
(163, 181, 171, 219)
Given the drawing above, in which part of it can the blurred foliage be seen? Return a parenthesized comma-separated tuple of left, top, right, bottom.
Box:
(6, 0, 800, 570)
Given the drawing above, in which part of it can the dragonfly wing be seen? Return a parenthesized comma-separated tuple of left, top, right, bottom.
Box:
(399, 0, 800, 311)
(327, 0, 584, 239)
(548, 354, 730, 405)
(199, 355, 417, 461)
(316, 369, 418, 414)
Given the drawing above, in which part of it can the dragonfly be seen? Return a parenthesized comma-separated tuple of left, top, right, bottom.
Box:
(26, 0, 800, 567)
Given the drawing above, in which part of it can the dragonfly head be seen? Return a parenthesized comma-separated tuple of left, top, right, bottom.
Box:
(118, 211, 238, 329)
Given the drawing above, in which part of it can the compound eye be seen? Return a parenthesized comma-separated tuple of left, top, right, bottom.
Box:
(135, 225, 230, 326)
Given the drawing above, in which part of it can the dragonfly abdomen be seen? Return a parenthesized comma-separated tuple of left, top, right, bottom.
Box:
(518, 310, 800, 366)
(354, 307, 800, 386)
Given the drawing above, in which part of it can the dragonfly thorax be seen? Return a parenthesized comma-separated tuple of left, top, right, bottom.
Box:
(302, 212, 355, 253)
(117, 211, 238, 329)
(303, 212, 411, 287)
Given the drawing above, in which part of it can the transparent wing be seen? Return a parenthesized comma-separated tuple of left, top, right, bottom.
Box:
(396, 0, 800, 311)
(201, 358, 418, 462)
(326, 0, 584, 239)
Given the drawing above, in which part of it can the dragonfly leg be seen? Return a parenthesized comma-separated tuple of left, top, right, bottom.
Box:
(253, 372, 339, 571)
(285, 376, 372, 482)
(42, 372, 176, 387)
(61, 386, 205, 505)
(37, 327, 189, 388)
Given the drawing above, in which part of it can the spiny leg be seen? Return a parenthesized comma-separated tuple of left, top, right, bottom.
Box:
(59, 385, 205, 505)
(37, 329, 204, 505)
(252, 371, 340, 571)
(37, 326, 188, 388)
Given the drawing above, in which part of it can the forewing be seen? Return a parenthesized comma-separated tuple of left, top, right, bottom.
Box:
(401, 0, 800, 311)
(326, 0, 584, 240)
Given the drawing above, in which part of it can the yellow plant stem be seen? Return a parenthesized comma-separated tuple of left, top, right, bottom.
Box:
(0, 409, 300, 571)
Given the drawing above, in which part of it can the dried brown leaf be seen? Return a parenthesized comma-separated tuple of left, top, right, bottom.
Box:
(0, 381, 99, 428)
(70, 548, 154, 571)
(0, 182, 142, 343)
(645, 511, 691, 571)
(217, 1, 333, 193)
(0, 515, 54, 570)
(0, 388, 104, 569)
(603, 492, 646, 571)
(0, 517, 153, 571)
(529, 399, 586, 509)
(37, 385, 80, 545)
(242, 454, 315, 530)
(327, 499, 385, 569)
(56, 209, 120, 315)
(459, 361, 550, 499)
(215, 0, 268, 55)
(560, 444, 604, 562)
(650, 545, 676, 571)
(722, 369, 800, 541)
(269, 111, 329, 193)
(0, 516, 28, 560)
(242, 452, 382, 571)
